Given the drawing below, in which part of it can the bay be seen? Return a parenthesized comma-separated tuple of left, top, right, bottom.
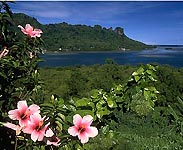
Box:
(39, 46, 183, 67)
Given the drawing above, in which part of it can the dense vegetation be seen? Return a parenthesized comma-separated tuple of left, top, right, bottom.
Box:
(12, 13, 153, 52)
(40, 64, 136, 99)
(40, 64, 183, 149)
(40, 64, 183, 103)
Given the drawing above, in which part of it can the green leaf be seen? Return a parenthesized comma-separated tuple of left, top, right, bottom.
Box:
(147, 64, 156, 71)
(96, 100, 106, 110)
(55, 120, 63, 132)
(75, 110, 94, 117)
(128, 77, 134, 82)
(134, 75, 140, 82)
(76, 144, 85, 150)
(106, 97, 117, 108)
(57, 98, 64, 105)
(65, 104, 76, 112)
(12, 61, 18, 67)
(115, 96, 124, 103)
(40, 102, 54, 108)
(136, 67, 144, 75)
(57, 113, 65, 121)
(0, 71, 7, 78)
(116, 85, 123, 91)
(177, 97, 183, 108)
(146, 69, 153, 75)
(75, 98, 90, 107)
(90, 89, 99, 99)
(181, 122, 183, 134)
(148, 75, 157, 81)
(101, 125, 109, 134)
(87, 102, 95, 109)
(168, 105, 179, 121)
(96, 109, 111, 119)
(56, 117, 64, 124)
(132, 71, 138, 76)
(144, 90, 151, 100)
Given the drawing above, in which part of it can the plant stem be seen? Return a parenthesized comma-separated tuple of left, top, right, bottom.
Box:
(14, 136, 17, 150)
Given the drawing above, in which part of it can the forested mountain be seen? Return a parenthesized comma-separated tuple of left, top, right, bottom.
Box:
(12, 13, 153, 51)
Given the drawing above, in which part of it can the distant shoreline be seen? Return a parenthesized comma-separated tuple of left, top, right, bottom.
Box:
(40, 46, 183, 55)
(42, 49, 152, 55)
(42, 46, 158, 55)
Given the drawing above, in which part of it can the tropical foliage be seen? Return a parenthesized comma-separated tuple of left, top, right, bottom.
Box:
(1, 2, 183, 150)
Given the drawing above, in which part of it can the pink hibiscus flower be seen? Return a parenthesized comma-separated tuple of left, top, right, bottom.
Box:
(47, 135, 60, 146)
(18, 24, 43, 38)
(8, 100, 40, 126)
(68, 114, 98, 144)
(23, 113, 53, 142)
(3, 122, 22, 135)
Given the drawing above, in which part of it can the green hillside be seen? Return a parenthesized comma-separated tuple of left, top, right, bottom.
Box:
(12, 13, 153, 52)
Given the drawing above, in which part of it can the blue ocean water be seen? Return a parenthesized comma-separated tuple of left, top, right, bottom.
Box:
(40, 46, 183, 67)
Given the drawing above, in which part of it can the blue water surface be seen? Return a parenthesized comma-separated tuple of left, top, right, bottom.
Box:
(40, 46, 183, 68)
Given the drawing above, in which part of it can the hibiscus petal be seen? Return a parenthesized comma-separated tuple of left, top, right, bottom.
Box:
(34, 29, 43, 33)
(18, 25, 26, 34)
(37, 130, 45, 141)
(78, 132, 89, 144)
(30, 113, 42, 124)
(25, 24, 33, 33)
(19, 119, 29, 127)
(35, 33, 41, 37)
(30, 32, 36, 37)
(8, 109, 19, 120)
(3, 122, 17, 129)
(28, 104, 40, 114)
(47, 136, 60, 146)
(31, 130, 39, 142)
(3, 122, 22, 135)
(23, 124, 33, 134)
(18, 25, 24, 30)
(17, 101, 28, 110)
(68, 126, 79, 136)
(86, 126, 98, 138)
(30, 29, 42, 38)
(82, 115, 93, 126)
(73, 114, 82, 126)
(45, 128, 54, 137)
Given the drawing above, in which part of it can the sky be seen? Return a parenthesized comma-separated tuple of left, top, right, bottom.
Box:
(9, 1, 183, 45)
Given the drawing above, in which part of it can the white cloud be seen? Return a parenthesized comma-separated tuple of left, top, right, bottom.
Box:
(11, 2, 74, 19)
(11, 1, 163, 21)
